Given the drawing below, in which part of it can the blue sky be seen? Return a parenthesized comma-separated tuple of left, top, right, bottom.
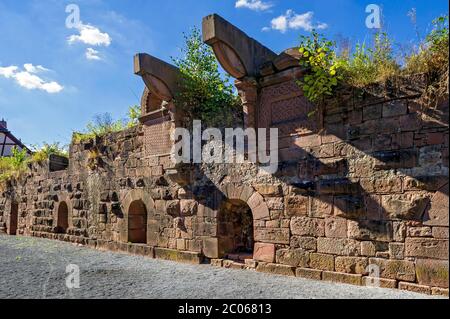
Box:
(0, 0, 448, 148)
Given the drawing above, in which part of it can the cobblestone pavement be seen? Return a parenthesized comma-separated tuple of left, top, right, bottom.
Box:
(0, 235, 442, 299)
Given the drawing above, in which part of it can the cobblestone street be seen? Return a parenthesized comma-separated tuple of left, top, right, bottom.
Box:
(0, 235, 441, 299)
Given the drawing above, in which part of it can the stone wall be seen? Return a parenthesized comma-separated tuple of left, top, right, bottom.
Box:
(0, 14, 448, 296)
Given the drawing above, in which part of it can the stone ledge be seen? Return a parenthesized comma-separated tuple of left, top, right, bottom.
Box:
(398, 282, 432, 295)
(154, 247, 203, 264)
(322, 271, 363, 286)
(256, 262, 296, 276)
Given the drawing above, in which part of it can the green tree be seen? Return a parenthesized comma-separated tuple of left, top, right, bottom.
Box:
(172, 27, 241, 127)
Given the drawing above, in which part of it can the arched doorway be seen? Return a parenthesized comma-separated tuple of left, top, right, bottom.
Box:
(8, 202, 18, 235)
(218, 199, 254, 261)
(128, 200, 147, 244)
(57, 201, 69, 233)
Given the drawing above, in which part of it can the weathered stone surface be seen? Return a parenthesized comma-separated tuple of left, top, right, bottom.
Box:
(202, 237, 218, 259)
(310, 253, 334, 271)
(405, 238, 449, 260)
(211, 259, 223, 267)
(252, 202, 270, 220)
(290, 236, 317, 251)
(276, 249, 309, 267)
(407, 226, 432, 237)
(253, 243, 275, 263)
(363, 277, 397, 289)
(347, 220, 393, 242)
(296, 268, 322, 280)
(415, 259, 449, 288)
(285, 195, 309, 216)
(322, 271, 362, 286)
(290, 217, 325, 237)
(335, 257, 369, 275)
(154, 247, 202, 264)
(389, 243, 405, 260)
(398, 282, 431, 295)
(423, 184, 449, 226)
(256, 263, 296, 276)
(254, 228, 290, 244)
(361, 241, 376, 257)
(325, 217, 347, 238)
(317, 237, 361, 256)
(393, 221, 407, 242)
(265, 197, 284, 210)
(432, 227, 449, 239)
(431, 287, 449, 296)
(382, 193, 429, 220)
(369, 258, 416, 282)
(180, 200, 198, 216)
(254, 184, 283, 197)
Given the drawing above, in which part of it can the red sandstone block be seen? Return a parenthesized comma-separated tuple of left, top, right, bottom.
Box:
(322, 271, 363, 286)
(427, 132, 445, 145)
(296, 267, 322, 280)
(294, 134, 321, 148)
(432, 287, 449, 296)
(398, 282, 431, 295)
(256, 263, 296, 276)
(363, 276, 397, 289)
(253, 243, 275, 263)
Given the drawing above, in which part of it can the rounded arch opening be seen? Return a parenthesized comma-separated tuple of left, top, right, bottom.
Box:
(8, 201, 19, 235)
(57, 201, 69, 233)
(217, 198, 254, 261)
(128, 200, 148, 244)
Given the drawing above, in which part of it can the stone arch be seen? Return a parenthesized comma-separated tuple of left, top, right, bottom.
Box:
(120, 189, 155, 244)
(128, 200, 148, 244)
(7, 200, 19, 235)
(216, 184, 270, 259)
(53, 193, 73, 234)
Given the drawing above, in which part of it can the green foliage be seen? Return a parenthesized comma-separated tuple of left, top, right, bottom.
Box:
(31, 142, 68, 163)
(73, 106, 142, 143)
(0, 147, 29, 184)
(340, 32, 400, 87)
(298, 14, 448, 105)
(127, 105, 141, 128)
(172, 27, 241, 127)
(298, 31, 344, 104)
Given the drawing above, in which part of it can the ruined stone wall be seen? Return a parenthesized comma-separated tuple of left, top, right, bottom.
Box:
(1, 15, 449, 295)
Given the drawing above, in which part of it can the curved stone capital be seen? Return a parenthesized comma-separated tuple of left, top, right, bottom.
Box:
(134, 53, 180, 101)
(202, 14, 277, 79)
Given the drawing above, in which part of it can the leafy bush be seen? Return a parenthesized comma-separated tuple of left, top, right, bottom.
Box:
(127, 105, 141, 128)
(172, 27, 241, 127)
(31, 142, 68, 163)
(73, 105, 141, 143)
(297, 31, 344, 104)
(0, 147, 29, 184)
(297, 14, 448, 105)
(341, 32, 400, 87)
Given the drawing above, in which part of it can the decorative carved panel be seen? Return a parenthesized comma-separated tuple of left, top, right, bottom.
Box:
(259, 81, 317, 137)
(143, 116, 173, 157)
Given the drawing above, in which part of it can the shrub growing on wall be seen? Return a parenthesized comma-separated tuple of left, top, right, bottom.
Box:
(297, 14, 448, 108)
(172, 27, 242, 128)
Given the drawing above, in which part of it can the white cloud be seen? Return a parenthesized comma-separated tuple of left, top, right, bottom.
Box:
(267, 10, 328, 33)
(0, 66, 18, 78)
(23, 63, 50, 74)
(85, 48, 102, 61)
(235, 0, 273, 11)
(68, 23, 111, 47)
(0, 64, 63, 94)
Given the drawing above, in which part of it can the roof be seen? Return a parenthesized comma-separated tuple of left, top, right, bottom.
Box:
(0, 121, 31, 156)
